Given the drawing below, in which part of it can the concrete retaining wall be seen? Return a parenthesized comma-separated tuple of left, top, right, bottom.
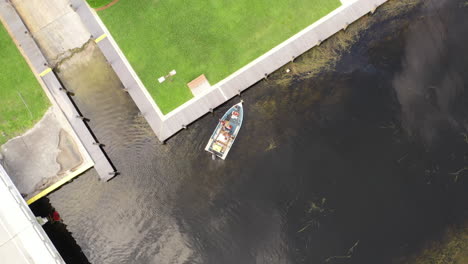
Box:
(72, 0, 387, 142)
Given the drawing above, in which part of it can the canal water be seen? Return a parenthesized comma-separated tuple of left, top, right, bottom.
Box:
(44, 0, 468, 263)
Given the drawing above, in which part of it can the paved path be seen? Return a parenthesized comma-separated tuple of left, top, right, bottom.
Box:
(73, 0, 387, 142)
(1, 107, 94, 202)
(0, 1, 116, 181)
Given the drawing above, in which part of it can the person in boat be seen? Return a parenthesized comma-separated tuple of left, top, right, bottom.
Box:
(220, 120, 232, 132)
(223, 131, 230, 140)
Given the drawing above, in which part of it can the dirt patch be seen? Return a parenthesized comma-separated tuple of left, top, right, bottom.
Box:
(95, 0, 119, 11)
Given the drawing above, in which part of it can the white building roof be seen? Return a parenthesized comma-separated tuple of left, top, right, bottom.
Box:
(0, 164, 65, 264)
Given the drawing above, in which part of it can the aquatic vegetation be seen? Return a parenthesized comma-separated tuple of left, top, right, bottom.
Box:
(272, 0, 422, 87)
(324, 240, 359, 263)
(265, 139, 277, 152)
(450, 166, 468, 182)
(398, 224, 468, 264)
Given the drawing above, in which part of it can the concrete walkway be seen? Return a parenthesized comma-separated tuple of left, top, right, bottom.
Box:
(0, 164, 65, 264)
(71, 0, 387, 142)
(0, 106, 93, 203)
(0, 1, 115, 181)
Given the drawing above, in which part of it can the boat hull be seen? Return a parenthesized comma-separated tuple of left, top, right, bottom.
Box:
(205, 102, 243, 160)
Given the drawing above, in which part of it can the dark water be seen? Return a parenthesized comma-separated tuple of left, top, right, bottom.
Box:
(45, 0, 468, 263)
(30, 198, 91, 264)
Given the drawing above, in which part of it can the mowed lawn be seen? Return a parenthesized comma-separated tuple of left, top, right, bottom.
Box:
(0, 24, 49, 145)
(87, 0, 112, 8)
(97, 0, 341, 113)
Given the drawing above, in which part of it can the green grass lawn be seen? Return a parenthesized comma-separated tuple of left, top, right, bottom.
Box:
(0, 24, 49, 145)
(87, 0, 113, 8)
(97, 0, 341, 114)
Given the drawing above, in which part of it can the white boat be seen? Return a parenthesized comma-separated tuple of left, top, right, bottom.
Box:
(205, 102, 243, 160)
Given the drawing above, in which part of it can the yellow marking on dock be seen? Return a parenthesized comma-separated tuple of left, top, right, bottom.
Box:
(39, 68, 52, 77)
(26, 164, 92, 205)
(95, 34, 107, 43)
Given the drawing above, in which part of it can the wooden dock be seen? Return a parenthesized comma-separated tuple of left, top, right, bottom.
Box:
(73, 0, 387, 142)
(0, 2, 116, 181)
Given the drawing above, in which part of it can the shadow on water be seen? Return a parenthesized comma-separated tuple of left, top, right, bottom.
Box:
(41, 0, 468, 263)
(29, 197, 90, 264)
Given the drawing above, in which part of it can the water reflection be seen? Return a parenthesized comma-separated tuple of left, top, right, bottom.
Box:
(46, 0, 468, 263)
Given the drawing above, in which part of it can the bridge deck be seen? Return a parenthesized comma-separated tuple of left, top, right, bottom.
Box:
(0, 164, 65, 263)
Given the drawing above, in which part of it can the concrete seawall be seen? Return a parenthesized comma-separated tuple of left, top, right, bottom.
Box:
(0, 2, 116, 181)
(76, 0, 387, 142)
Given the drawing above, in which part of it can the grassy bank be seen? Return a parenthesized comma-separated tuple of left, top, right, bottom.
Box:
(0, 24, 49, 145)
(96, 0, 341, 113)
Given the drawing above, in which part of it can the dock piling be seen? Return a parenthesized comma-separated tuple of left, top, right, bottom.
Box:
(75, 115, 89, 122)
(107, 171, 119, 178)
(343, 22, 349, 31)
(59, 87, 74, 96)
(92, 142, 105, 147)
